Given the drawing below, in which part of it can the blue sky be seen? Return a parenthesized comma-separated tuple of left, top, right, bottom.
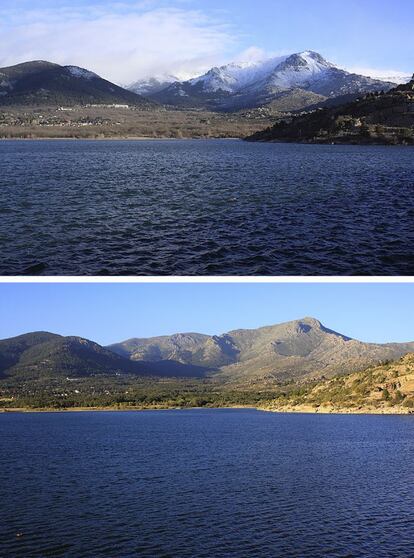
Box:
(1, 0, 412, 83)
(0, 282, 413, 345)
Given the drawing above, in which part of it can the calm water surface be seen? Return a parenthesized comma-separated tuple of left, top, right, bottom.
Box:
(1, 409, 414, 557)
(0, 140, 413, 275)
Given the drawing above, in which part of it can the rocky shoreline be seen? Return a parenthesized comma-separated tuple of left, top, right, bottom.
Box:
(259, 404, 413, 415)
(1, 403, 413, 415)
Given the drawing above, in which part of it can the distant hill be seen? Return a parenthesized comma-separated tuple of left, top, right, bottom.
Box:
(246, 75, 414, 144)
(0, 332, 207, 380)
(0, 61, 155, 107)
(133, 51, 395, 112)
(108, 317, 414, 384)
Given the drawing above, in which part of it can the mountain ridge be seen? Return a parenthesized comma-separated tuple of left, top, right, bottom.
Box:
(0, 332, 207, 380)
(108, 317, 414, 383)
(133, 51, 396, 112)
(2, 318, 413, 384)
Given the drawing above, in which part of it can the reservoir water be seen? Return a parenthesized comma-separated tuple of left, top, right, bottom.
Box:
(0, 140, 413, 275)
(1, 409, 414, 557)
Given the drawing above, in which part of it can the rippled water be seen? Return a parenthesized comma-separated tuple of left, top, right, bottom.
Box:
(0, 139, 413, 275)
(1, 409, 414, 557)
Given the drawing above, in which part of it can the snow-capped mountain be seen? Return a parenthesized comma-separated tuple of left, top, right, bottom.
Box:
(137, 51, 396, 112)
(128, 74, 182, 96)
(254, 51, 337, 93)
(188, 56, 288, 94)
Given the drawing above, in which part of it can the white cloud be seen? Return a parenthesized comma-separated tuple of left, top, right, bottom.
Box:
(0, 2, 237, 84)
(233, 46, 268, 63)
(346, 66, 411, 84)
(233, 46, 290, 64)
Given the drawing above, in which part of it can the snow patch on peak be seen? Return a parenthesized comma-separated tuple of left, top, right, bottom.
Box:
(65, 66, 98, 80)
(276, 51, 334, 73)
(262, 51, 337, 90)
(299, 50, 333, 64)
(0, 78, 13, 90)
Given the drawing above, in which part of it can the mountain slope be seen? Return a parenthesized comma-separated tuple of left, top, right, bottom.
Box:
(246, 74, 414, 144)
(145, 51, 394, 111)
(0, 331, 62, 373)
(0, 61, 154, 107)
(108, 318, 414, 384)
(262, 353, 414, 414)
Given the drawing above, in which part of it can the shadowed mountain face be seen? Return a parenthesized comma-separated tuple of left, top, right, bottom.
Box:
(0, 333, 207, 380)
(109, 333, 239, 369)
(109, 318, 414, 384)
(141, 51, 395, 112)
(0, 61, 154, 107)
(0, 332, 62, 373)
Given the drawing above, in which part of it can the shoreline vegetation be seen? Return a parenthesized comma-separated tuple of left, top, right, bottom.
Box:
(0, 135, 412, 145)
(0, 404, 254, 413)
(2, 354, 414, 416)
(0, 136, 242, 141)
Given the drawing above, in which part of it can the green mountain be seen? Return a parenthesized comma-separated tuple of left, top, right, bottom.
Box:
(0, 332, 206, 380)
(0, 331, 61, 372)
(246, 75, 414, 144)
(0, 61, 154, 107)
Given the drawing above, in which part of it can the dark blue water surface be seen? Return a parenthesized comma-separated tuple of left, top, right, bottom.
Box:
(1, 409, 414, 557)
(0, 139, 413, 275)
